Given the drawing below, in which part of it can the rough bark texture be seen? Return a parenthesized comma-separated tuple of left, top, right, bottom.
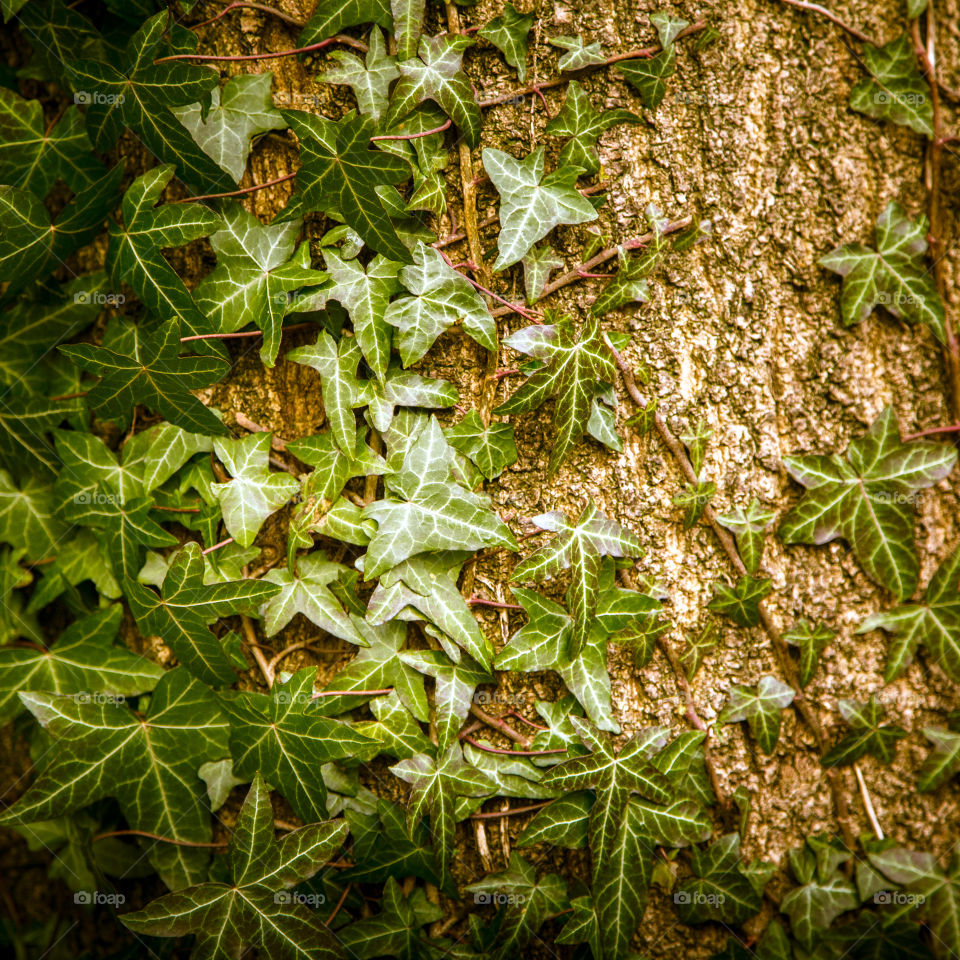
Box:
(2, 0, 959, 956)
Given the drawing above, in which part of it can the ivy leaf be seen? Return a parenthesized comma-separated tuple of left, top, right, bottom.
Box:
(126, 541, 281, 687)
(465, 854, 568, 958)
(673, 481, 716, 529)
(383, 242, 496, 365)
(0, 468, 68, 561)
(675, 834, 765, 926)
(172, 73, 284, 183)
(0, 605, 163, 724)
(549, 35, 606, 71)
(511, 503, 644, 654)
(483, 146, 598, 270)
(359, 366, 459, 434)
(105, 165, 223, 338)
(709, 575, 772, 627)
(479, 3, 535, 81)
(521, 244, 563, 304)
(0, 166, 123, 297)
(779, 406, 957, 600)
(193, 203, 327, 367)
(122, 774, 348, 959)
(680, 622, 719, 680)
(219, 667, 379, 822)
(212, 433, 302, 548)
(849, 34, 933, 135)
(617, 47, 676, 109)
(494, 589, 618, 732)
(517, 791, 593, 848)
(496, 316, 615, 474)
(319, 27, 399, 121)
(67, 12, 231, 191)
(544, 81, 639, 174)
(716, 499, 776, 575)
(650, 11, 690, 47)
(679, 418, 713, 476)
(445, 410, 517, 480)
(819, 202, 945, 341)
(784, 619, 834, 687)
(719, 676, 795, 754)
(822, 695, 907, 767)
(384, 35, 482, 149)
(288, 110, 413, 262)
(0, 88, 104, 198)
(391, 0, 425, 60)
(0, 668, 228, 889)
(354, 691, 433, 760)
(918, 726, 960, 792)
(298, 0, 392, 45)
(541, 716, 670, 879)
(61, 320, 229, 436)
(390, 742, 495, 878)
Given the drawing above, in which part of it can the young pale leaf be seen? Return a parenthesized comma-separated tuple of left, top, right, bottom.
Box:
(716, 499, 776, 575)
(521, 244, 564, 303)
(708, 575, 772, 628)
(779, 406, 957, 600)
(544, 81, 639, 174)
(680, 418, 712, 476)
(445, 410, 518, 480)
(849, 34, 933, 135)
(650, 11, 690, 47)
(219, 668, 379, 822)
(783, 619, 834, 687)
(719, 676, 796, 754)
(680, 621, 719, 680)
(172, 73, 285, 183)
(918, 726, 960, 792)
(122, 774, 348, 958)
(819, 202, 944, 340)
(211, 433, 302, 548)
(617, 47, 676, 109)
(479, 3, 535, 80)
(384, 35, 481, 148)
(483, 146, 597, 270)
(549, 35, 606, 71)
(384, 242, 496, 365)
(673, 481, 716, 528)
(0, 669, 228, 889)
(319, 27, 399, 121)
(496, 316, 615, 474)
(126, 541, 280, 686)
(822, 695, 907, 767)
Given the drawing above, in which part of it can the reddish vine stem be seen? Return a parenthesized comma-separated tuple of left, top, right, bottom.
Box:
(155, 35, 367, 62)
(463, 736, 567, 756)
(202, 536, 234, 555)
(467, 596, 522, 610)
(371, 119, 452, 141)
(476, 21, 707, 109)
(181, 321, 314, 342)
(324, 883, 351, 926)
(604, 333, 858, 851)
(175, 172, 297, 204)
(903, 423, 960, 440)
(470, 802, 549, 820)
(469, 704, 532, 746)
(152, 504, 201, 513)
(93, 829, 226, 848)
(191, 1, 306, 30)
(507, 710, 547, 730)
(311, 688, 394, 698)
(49, 390, 88, 402)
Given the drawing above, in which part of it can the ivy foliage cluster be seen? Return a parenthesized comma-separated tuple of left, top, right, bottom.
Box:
(0, 0, 958, 958)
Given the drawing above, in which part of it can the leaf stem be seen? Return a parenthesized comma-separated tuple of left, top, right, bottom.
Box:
(241, 612, 275, 687)
(506, 710, 548, 730)
(92, 829, 226, 848)
(154, 35, 367, 63)
(371, 119, 452, 141)
(311, 688, 394, 698)
(469, 801, 550, 819)
(902, 422, 960, 440)
(469, 704, 532, 746)
(152, 505, 201, 513)
(174, 172, 297, 204)
(467, 596, 521, 610)
(49, 390, 88, 402)
(324, 883, 351, 926)
(180, 321, 315, 342)
(190, 1, 306, 30)
(463, 736, 567, 756)
(201, 537, 234, 555)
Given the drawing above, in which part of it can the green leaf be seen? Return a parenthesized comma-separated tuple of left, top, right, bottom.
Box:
(288, 110, 413, 262)
(541, 716, 670, 880)
(67, 13, 232, 191)
(511, 503, 644, 654)
(521, 244, 563, 303)
(680, 418, 713, 476)
(617, 47, 676, 109)
(822, 695, 907, 767)
(126, 541, 280, 686)
(172, 73, 285, 183)
(219, 667, 378, 821)
(494, 588, 618, 732)
(673, 481, 716, 528)
(496, 316, 616, 474)
(0, 468, 68, 561)
(650, 11, 690, 47)
(384, 35, 481, 148)
(680, 621, 719, 680)
(781, 843, 858, 951)
(212, 433, 302, 548)
(479, 3, 535, 80)
(391, 0, 424, 60)
(465, 854, 568, 958)
(0, 605, 163, 724)
(779, 406, 957, 600)
(716, 499, 776, 575)
(390, 741, 495, 878)
(384, 242, 496, 365)
(298, 0, 392, 45)
(918, 726, 960, 792)
(544, 80, 639, 174)
(849, 34, 933, 135)
(517, 791, 593, 848)
(354, 691, 433, 760)
(483, 146, 597, 270)
(675, 834, 765, 926)
(193, 202, 327, 367)
(549, 35, 606, 71)
(859, 542, 960, 683)
(105, 164, 223, 337)
(319, 27, 399, 121)
(445, 410, 518, 480)
(719, 675, 795, 754)
(122, 774, 348, 959)
(0, 668, 228, 889)
(783, 619, 834, 687)
(819, 201, 945, 340)
(709, 575, 772, 627)
(61, 320, 229, 436)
